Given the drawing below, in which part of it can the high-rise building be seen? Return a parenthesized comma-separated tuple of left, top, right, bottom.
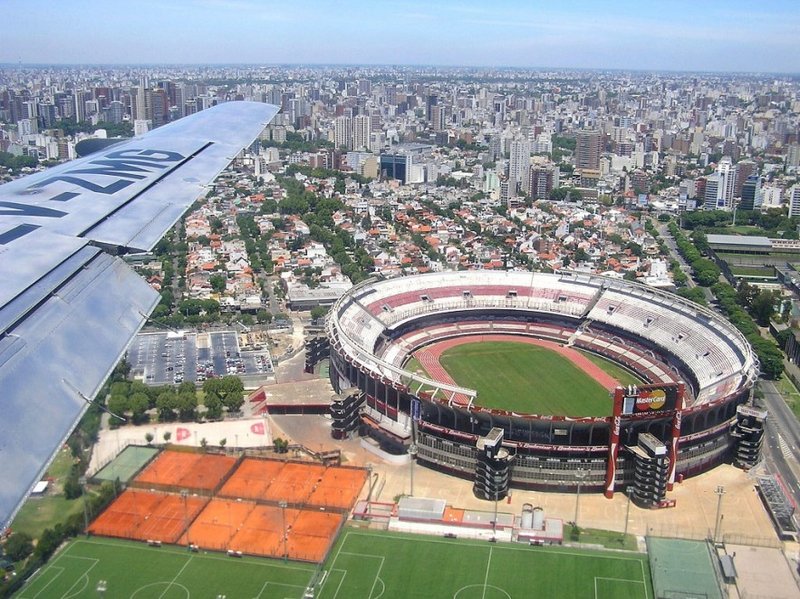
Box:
(509, 138, 531, 195)
(789, 185, 800, 218)
(575, 130, 601, 170)
(704, 157, 736, 210)
(740, 176, 762, 211)
(334, 115, 352, 150)
(787, 145, 800, 173)
(528, 164, 559, 200)
(352, 115, 370, 151)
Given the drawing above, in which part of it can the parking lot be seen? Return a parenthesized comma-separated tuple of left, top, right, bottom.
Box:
(128, 330, 274, 385)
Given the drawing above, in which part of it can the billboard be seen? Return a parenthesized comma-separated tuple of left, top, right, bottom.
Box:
(615, 383, 682, 416)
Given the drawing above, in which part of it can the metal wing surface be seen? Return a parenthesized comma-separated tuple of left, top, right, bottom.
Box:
(0, 101, 278, 530)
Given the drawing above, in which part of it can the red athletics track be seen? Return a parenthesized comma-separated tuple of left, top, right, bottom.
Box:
(414, 334, 619, 407)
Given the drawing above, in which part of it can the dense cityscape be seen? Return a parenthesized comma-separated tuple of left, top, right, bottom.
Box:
(2, 62, 800, 598)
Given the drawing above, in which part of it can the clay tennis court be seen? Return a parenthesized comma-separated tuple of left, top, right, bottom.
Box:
(220, 458, 366, 510)
(180, 497, 257, 551)
(89, 452, 361, 562)
(217, 457, 286, 500)
(286, 510, 343, 562)
(183, 499, 341, 561)
(88, 489, 208, 543)
(307, 466, 368, 510)
(134, 449, 238, 491)
(260, 461, 327, 504)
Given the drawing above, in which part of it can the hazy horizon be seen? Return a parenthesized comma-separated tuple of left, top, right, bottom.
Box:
(2, 0, 799, 73)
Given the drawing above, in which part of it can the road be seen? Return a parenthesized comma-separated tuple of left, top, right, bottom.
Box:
(656, 221, 716, 303)
(758, 379, 800, 505)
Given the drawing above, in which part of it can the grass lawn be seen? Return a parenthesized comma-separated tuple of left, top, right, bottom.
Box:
(776, 374, 800, 420)
(579, 351, 642, 386)
(11, 448, 87, 539)
(438, 341, 612, 416)
(317, 529, 652, 599)
(16, 537, 316, 599)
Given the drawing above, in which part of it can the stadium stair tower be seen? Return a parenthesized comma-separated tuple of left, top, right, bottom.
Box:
(473, 428, 513, 501)
(731, 405, 768, 469)
(304, 336, 330, 374)
(629, 433, 669, 508)
(330, 388, 364, 440)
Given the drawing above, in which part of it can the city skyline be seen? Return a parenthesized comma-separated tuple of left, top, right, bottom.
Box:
(2, 0, 800, 73)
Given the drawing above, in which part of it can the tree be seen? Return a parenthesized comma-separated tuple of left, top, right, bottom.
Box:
(175, 392, 198, 421)
(107, 395, 129, 422)
(751, 291, 777, 326)
(163, 431, 172, 443)
(156, 391, 177, 422)
(310, 305, 329, 321)
(145, 432, 154, 446)
(129, 392, 150, 424)
(63, 475, 83, 499)
(203, 376, 244, 413)
(5, 531, 34, 562)
(200, 437, 208, 451)
(676, 287, 707, 306)
(209, 274, 227, 293)
(219, 438, 227, 449)
(203, 393, 223, 420)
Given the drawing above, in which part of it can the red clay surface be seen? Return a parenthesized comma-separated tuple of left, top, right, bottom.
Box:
(217, 458, 285, 500)
(261, 462, 327, 504)
(183, 499, 340, 561)
(134, 450, 237, 491)
(307, 467, 368, 510)
(415, 334, 619, 407)
(88, 489, 207, 543)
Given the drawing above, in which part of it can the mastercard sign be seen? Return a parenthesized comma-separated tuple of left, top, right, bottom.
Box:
(618, 384, 679, 415)
(634, 389, 667, 411)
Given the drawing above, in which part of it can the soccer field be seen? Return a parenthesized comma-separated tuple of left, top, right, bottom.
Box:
(438, 341, 612, 416)
(16, 537, 316, 599)
(317, 530, 653, 599)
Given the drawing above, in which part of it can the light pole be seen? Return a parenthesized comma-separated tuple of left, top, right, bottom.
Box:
(492, 488, 499, 541)
(181, 489, 189, 549)
(623, 487, 634, 542)
(366, 464, 374, 502)
(279, 500, 288, 562)
(713, 486, 725, 543)
(408, 444, 417, 497)
(79, 476, 89, 534)
(574, 469, 588, 539)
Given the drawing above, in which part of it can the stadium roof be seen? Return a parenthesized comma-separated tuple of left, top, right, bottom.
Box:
(706, 234, 772, 249)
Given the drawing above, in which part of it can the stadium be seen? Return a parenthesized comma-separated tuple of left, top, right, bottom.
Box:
(326, 270, 762, 504)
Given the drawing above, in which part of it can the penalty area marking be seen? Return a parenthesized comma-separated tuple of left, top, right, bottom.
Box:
(593, 576, 648, 599)
(252, 580, 307, 599)
(453, 585, 511, 599)
(130, 581, 190, 599)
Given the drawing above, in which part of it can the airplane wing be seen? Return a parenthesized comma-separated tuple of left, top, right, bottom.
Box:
(0, 101, 278, 531)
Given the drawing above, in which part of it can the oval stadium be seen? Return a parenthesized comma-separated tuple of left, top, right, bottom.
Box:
(325, 271, 761, 505)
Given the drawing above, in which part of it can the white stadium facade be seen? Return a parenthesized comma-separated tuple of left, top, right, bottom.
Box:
(325, 271, 763, 504)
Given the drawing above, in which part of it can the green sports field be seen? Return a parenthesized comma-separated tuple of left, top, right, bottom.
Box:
(16, 530, 653, 599)
(317, 529, 653, 599)
(15, 537, 316, 598)
(437, 341, 612, 416)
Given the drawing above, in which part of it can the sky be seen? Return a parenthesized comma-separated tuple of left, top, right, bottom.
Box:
(2, 0, 799, 73)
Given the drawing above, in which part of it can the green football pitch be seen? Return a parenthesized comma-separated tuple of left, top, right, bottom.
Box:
(316, 530, 653, 599)
(437, 341, 612, 416)
(16, 531, 653, 599)
(15, 537, 316, 598)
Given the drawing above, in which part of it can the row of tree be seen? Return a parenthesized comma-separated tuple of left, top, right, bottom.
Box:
(106, 376, 245, 426)
(711, 282, 784, 379)
(667, 223, 721, 286)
